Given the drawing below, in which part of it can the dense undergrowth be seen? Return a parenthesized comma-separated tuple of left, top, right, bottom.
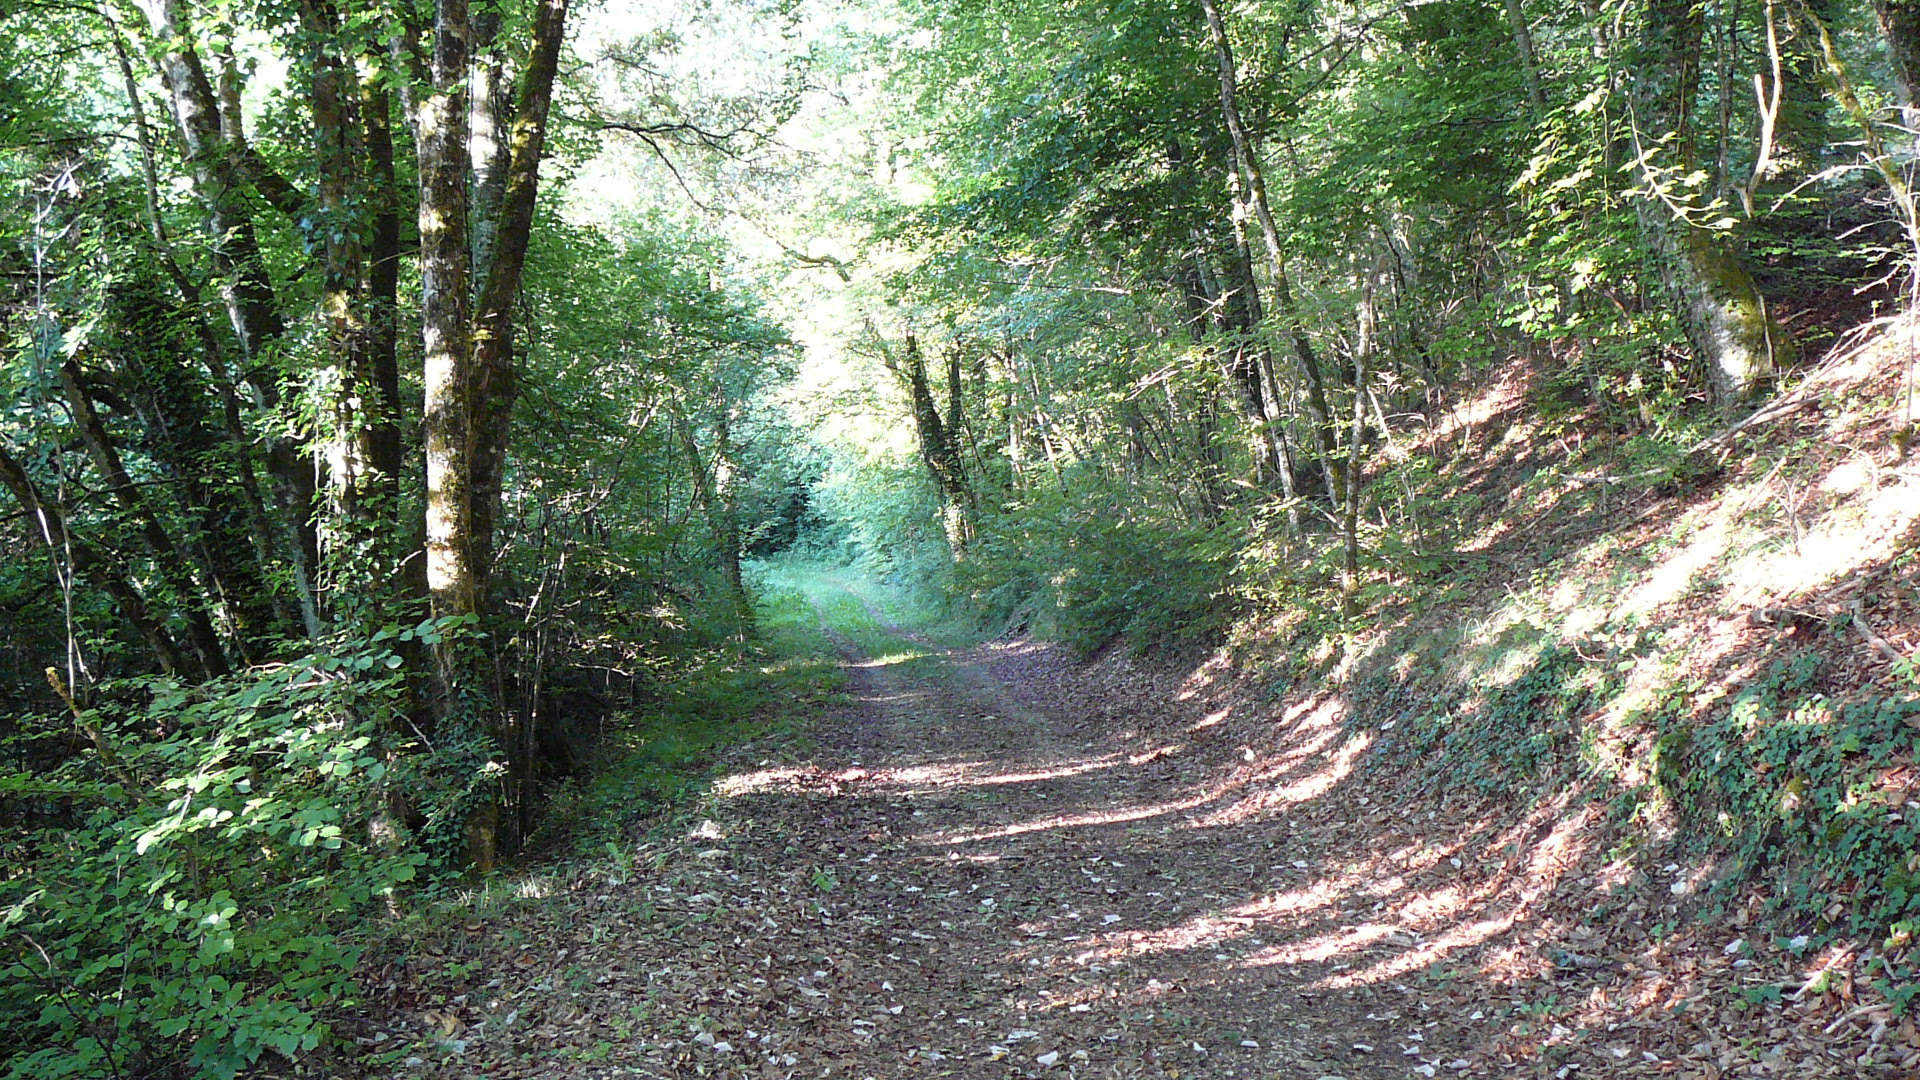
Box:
(0, 580, 850, 1079)
(1, 632, 435, 1080)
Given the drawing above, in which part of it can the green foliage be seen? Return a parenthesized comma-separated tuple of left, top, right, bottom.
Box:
(1390, 640, 1619, 797)
(1364, 616, 1920, 948)
(0, 626, 463, 1079)
(1648, 653, 1920, 937)
(958, 495, 1240, 652)
(531, 575, 846, 852)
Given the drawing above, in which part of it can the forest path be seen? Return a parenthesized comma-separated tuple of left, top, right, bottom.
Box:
(382, 574, 1480, 1079)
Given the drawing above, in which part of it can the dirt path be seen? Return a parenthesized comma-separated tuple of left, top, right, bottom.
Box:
(778, 641, 1422, 1079)
(362, 579, 1898, 1078)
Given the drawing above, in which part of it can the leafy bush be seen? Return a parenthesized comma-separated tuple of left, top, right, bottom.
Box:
(961, 495, 1239, 652)
(0, 629, 446, 1079)
(1648, 652, 1920, 937)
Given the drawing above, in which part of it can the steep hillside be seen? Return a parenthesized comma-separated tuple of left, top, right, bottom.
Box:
(1123, 320, 1920, 1063)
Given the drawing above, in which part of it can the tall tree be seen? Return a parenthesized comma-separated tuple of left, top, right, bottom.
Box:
(1629, 0, 1794, 405)
(882, 327, 976, 560)
(416, 0, 571, 718)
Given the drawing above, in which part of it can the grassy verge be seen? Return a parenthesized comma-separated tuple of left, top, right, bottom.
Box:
(753, 557, 984, 659)
(532, 575, 851, 853)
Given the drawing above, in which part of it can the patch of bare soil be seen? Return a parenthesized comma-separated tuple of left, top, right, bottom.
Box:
(350, 606, 1911, 1078)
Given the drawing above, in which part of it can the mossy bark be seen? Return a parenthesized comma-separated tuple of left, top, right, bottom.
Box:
(1632, 0, 1792, 408)
(900, 333, 975, 560)
(1875, 0, 1920, 150)
(1645, 215, 1789, 405)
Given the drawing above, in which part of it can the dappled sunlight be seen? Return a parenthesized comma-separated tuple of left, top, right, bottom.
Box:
(1127, 743, 1185, 764)
(1617, 514, 1732, 620)
(712, 504, 1920, 1078)
(1417, 366, 1530, 453)
(1188, 706, 1231, 731)
(919, 700, 1374, 846)
(865, 755, 1126, 791)
(1242, 923, 1390, 968)
(1239, 731, 1369, 809)
(933, 795, 1212, 846)
(1231, 882, 1350, 922)
(868, 762, 983, 787)
(1186, 698, 1368, 825)
(1064, 914, 1244, 965)
(864, 686, 941, 708)
(949, 698, 1631, 1032)
(1720, 465, 1920, 605)
(906, 661, 1590, 1012)
(1175, 650, 1237, 702)
(714, 764, 821, 797)
(682, 542, 1915, 1080)
(963, 760, 1127, 785)
(849, 651, 931, 669)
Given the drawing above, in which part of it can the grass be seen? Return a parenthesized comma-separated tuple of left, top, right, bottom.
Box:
(533, 557, 979, 855)
(531, 573, 850, 853)
(753, 557, 985, 657)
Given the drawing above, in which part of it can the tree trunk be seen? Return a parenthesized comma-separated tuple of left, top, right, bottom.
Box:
(892, 330, 975, 559)
(102, 275, 286, 655)
(1198, 0, 1341, 496)
(1502, 0, 1550, 121)
(1341, 283, 1373, 618)
(302, 3, 381, 602)
(150, 0, 323, 632)
(419, 0, 477, 692)
(413, 0, 570, 866)
(1217, 232, 1306, 522)
(1875, 0, 1920, 150)
(58, 360, 231, 679)
(1767, 0, 1837, 171)
(469, 0, 571, 608)
(676, 412, 752, 629)
(1644, 217, 1788, 403)
(361, 79, 412, 540)
(712, 408, 750, 628)
(470, 11, 514, 280)
(1632, 0, 1791, 406)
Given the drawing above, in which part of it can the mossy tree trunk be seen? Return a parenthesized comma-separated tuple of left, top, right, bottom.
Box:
(414, 0, 570, 866)
(153, 0, 324, 632)
(1875, 0, 1920, 151)
(889, 329, 974, 561)
(1631, 0, 1791, 407)
(1645, 216, 1789, 405)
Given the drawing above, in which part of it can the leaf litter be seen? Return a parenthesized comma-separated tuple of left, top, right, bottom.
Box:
(342, 604, 1914, 1078)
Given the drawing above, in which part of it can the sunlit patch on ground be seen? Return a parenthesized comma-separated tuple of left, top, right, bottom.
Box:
(376, 494, 1920, 1079)
(848, 650, 928, 668)
(713, 764, 825, 796)
(933, 795, 1213, 846)
(860, 756, 1127, 791)
(1187, 706, 1231, 731)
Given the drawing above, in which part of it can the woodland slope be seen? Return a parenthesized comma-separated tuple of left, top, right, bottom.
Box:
(355, 528, 1920, 1078)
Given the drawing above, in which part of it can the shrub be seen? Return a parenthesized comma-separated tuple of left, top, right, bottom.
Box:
(0, 630, 442, 1079)
(960, 493, 1239, 652)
